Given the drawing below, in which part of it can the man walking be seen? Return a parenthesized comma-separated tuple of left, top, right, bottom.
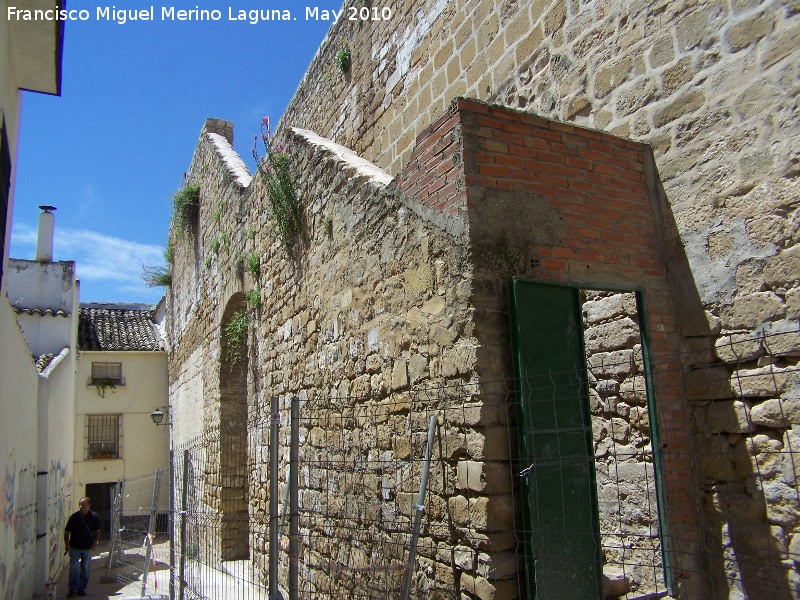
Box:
(64, 497, 101, 597)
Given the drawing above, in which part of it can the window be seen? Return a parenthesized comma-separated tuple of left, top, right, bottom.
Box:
(91, 362, 123, 385)
(87, 414, 121, 459)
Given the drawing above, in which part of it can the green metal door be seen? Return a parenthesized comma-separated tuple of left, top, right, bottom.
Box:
(508, 278, 603, 599)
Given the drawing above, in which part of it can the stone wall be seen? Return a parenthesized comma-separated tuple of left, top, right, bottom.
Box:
(166, 99, 732, 597)
(272, 1, 800, 597)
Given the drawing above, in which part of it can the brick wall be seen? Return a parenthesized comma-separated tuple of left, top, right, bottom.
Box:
(456, 99, 701, 595)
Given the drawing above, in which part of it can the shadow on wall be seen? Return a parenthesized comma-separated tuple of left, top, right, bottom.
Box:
(649, 157, 799, 600)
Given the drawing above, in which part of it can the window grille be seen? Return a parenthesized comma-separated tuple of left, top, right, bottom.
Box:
(87, 414, 121, 459)
(91, 362, 123, 384)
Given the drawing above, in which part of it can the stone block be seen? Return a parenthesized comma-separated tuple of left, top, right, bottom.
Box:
(761, 22, 800, 69)
(763, 479, 800, 529)
(448, 495, 470, 526)
(725, 12, 774, 52)
(460, 573, 497, 600)
(408, 353, 429, 383)
(594, 56, 632, 98)
(615, 77, 658, 117)
(619, 375, 647, 404)
(587, 350, 635, 378)
(706, 400, 756, 434)
(604, 566, 633, 597)
(391, 360, 408, 390)
(715, 333, 764, 363)
(458, 460, 486, 492)
(652, 89, 705, 128)
(584, 317, 640, 353)
(761, 320, 800, 358)
(648, 35, 675, 68)
(683, 365, 735, 400)
(440, 342, 477, 377)
(750, 397, 800, 429)
(695, 434, 736, 482)
(731, 365, 797, 398)
(782, 426, 800, 487)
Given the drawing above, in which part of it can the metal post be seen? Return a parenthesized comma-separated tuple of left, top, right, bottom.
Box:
(179, 450, 189, 600)
(106, 482, 120, 576)
(269, 396, 282, 600)
(169, 449, 176, 600)
(141, 468, 163, 597)
(400, 415, 437, 600)
(289, 397, 299, 600)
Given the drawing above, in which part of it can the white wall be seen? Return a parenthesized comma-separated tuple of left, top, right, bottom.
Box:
(0, 1, 22, 299)
(0, 298, 39, 600)
(74, 351, 170, 509)
(35, 349, 75, 590)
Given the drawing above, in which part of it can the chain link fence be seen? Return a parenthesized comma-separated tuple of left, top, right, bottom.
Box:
(112, 325, 800, 599)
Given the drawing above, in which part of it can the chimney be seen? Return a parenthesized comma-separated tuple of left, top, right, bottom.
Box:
(36, 205, 56, 261)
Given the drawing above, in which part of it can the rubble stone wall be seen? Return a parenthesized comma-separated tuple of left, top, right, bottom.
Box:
(276, 2, 800, 596)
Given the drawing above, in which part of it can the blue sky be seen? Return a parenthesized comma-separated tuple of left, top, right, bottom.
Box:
(10, 0, 340, 303)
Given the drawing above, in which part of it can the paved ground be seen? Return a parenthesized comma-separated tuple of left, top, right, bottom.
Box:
(53, 541, 171, 600)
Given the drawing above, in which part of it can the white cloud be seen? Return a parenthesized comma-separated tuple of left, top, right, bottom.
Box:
(10, 222, 165, 300)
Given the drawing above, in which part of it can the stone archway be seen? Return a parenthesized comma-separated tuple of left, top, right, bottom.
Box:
(219, 293, 249, 561)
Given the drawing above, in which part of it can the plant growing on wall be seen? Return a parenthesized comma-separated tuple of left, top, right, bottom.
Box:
(225, 309, 249, 366)
(141, 265, 171, 288)
(94, 378, 117, 398)
(172, 182, 201, 233)
(246, 252, 260, 279)
(164, 241, 174, 264)
(336, 43, 351, 73)
(252, 117, 302, 249)
(211, 236, 220, 255)
(246, 289, 261, 309)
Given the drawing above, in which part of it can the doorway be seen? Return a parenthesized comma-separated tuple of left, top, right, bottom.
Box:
(508, 278, 668, 599)
(85, 481, 116, 540)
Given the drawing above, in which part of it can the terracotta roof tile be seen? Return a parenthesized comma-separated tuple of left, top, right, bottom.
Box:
(35, 354, 56, 372)
(13, 306, 70, 318)
(78, 304, 164, 352)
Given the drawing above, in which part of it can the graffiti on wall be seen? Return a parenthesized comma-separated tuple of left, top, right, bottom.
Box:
(2, 451, 14, 524)
(14, 466, 35, 548)
(1, 451, 36, 600)
(47, 460, 71, 578)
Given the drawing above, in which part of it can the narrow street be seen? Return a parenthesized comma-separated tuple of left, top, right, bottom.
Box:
(53, 541, 170, 600)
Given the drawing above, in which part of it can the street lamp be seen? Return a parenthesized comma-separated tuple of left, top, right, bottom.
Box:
(150, 406, 169, 430)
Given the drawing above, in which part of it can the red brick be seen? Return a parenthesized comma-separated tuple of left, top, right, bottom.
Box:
(482, 140, 508, 154)
(457, 99, 490, 114)
(539, 258, 567, 271)
(501, 121, 535, 135)
(495, 130, 526, 145)
(567, 179, 594, 193)
(494, 154, 526, 169)
(480, 164, 510, 177)
(537, 173, 569, 188)
(575, 226, 602, 240)
(518, 112, 552, 129)
(552, 247, 575, 259)
(507, 144, 537, 159)
(536, 150, 568, 165)
(475, 114, 505, 130)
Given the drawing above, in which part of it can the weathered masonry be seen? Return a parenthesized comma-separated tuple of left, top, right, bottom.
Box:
(165, 97, 783, 599)
(167, 1, 800, 598)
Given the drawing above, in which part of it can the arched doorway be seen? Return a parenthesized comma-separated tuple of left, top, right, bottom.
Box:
(219, 293, 249, 561)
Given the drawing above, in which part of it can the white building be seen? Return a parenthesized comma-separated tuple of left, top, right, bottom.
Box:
(73, 301, 170, 536)
(1, 3, 68, 595)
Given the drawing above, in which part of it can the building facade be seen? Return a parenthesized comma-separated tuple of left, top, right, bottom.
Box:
(166, 1, 800, 599)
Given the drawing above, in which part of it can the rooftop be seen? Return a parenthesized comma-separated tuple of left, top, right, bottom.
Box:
(78, 303, 164, 352)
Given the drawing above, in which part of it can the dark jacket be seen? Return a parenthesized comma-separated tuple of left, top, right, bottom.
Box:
(65, 510, 101, 550)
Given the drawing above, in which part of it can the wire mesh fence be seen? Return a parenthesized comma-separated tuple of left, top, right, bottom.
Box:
(107, 469, 171, 597)
(119, 320, 800, 599)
